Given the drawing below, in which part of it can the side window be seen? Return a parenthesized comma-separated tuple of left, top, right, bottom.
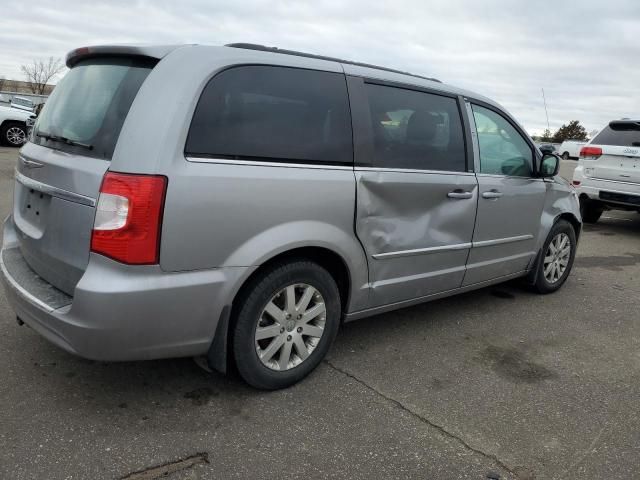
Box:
(365, 83, 466, 172)
(186, 66, 353, 164)
(471, 105, 533, 177)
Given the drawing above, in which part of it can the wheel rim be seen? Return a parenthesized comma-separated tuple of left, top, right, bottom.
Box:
(6, 127, 26, 145)
(543, 233, 571, 284)
(255, 283, 326, 371)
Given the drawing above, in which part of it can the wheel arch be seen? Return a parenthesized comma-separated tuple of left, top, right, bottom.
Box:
(208, 245, 353, 374)
(556, 212, 582, 240)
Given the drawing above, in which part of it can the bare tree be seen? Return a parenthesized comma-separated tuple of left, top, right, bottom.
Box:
(0, 76, 5, 91)
(20, 57, 65, 95)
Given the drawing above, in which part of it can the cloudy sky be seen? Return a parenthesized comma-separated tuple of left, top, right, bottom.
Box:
(1, 0, 638, 135)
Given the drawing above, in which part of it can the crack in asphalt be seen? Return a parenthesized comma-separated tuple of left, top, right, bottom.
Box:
(324, 359, 518, 479)
(120, 452, 209, 480)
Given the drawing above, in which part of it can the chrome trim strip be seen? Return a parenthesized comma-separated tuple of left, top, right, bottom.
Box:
(0, 249, 54, 313)
(472, 234, 533, 248)
(185, 157, 353, 170)
(587, 176, 640, 187)
(372, 242, 472, 259)
(372, 234, 533, 260)
(475, 173, 544, 182)
(355, 167, 474, 176)
(15, 171, 96, 207)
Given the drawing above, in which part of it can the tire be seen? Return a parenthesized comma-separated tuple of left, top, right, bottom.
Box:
(533, 220, 577, 294)
(562, 152, 570, 160)
(580, 197, 603, 224)
(232, 260, 341, 390)
(1, 122, 28, 147)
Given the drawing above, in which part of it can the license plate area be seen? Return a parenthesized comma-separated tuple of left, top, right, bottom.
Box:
(18, 185, 52, 230)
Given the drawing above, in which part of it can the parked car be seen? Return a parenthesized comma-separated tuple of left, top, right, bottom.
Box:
(538, 143, 557, 155)
(558, 139, 588, 160)
(0, 44, 581, 390)
(572, 119, 640, 223)
(0, 104, 31, 147)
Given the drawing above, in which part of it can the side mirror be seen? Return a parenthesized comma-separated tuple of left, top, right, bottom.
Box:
(540, 153, 560, 177)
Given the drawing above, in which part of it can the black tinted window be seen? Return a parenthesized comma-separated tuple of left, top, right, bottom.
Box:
(592, 124, 640, 147)
(186, 66, 352, 164)
(365, 83, 466, 171)
(34, 57, 155, 160)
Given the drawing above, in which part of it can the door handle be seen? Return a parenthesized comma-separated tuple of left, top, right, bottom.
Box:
(447, 190, 473, 199)
(482, 190, 503, 199)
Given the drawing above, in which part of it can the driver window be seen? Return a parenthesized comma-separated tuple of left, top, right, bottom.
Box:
(471, 105, 533, 177)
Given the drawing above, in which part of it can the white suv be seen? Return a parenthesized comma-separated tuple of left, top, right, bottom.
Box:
(572, 119, 640, 223)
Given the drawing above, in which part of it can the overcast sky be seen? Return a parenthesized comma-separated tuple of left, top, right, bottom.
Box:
(1, 0, 638, 135)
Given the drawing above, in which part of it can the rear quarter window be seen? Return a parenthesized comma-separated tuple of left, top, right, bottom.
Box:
(592, 125, 640, 147)
(185, 66, 353, 165)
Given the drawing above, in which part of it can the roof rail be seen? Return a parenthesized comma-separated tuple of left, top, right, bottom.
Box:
(225, 43, 441, 83)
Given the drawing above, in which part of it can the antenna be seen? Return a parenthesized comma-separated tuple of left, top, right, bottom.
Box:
(541, 88, 550, 132)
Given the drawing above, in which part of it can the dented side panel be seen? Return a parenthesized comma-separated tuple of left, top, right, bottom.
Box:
(355, 169, 478, 306)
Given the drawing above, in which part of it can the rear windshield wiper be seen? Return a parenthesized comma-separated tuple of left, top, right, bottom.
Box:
(36, 131, 93, 150)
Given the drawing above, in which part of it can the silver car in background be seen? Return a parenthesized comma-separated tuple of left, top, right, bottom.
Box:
(0, 43, 581, 389)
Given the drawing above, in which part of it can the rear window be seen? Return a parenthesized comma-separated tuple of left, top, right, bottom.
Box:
(592, 124, 640, 147)
(33, 57, 155, 160)
(185, 66, 353, 165)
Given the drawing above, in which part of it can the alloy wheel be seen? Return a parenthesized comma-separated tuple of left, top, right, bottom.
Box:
(255, 283, 326, 371)
(6, 126, 26, 146)
(543, 233, 571, 284)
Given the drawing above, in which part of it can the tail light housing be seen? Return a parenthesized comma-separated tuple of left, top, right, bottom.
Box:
(91, 172, 168, 265)
(580, 146, 602, 159)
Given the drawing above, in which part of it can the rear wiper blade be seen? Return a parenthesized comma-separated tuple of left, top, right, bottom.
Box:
(36, 131, 93, 150)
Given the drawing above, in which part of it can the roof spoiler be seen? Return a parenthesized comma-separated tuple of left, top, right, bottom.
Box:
(609, 120, 640, 131)
(66, 45, 183, 68)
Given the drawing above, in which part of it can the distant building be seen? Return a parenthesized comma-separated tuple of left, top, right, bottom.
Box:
(0, 79, 55, 95)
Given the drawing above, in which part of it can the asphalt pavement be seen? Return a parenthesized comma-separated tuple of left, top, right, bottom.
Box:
(0, 148, 638, 479)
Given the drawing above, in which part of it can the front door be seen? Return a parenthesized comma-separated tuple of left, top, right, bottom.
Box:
(352, 80, 478, 307)
(463, 103, 547, 286)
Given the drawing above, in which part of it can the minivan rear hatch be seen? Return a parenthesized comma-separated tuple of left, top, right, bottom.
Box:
(589, 120, 640, 183)
(13, 54, 157, 295)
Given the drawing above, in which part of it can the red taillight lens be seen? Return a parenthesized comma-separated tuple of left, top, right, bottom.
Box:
(91, 172, 167, 265)
(572, 180, 581, 186)
(580, 146, 602, 159)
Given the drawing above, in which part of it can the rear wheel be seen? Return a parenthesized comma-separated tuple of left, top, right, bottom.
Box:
(562, 151, 570, 160)
(533, 220, 576, 294)
(580, 197, 603, 224)
(232, 260, 341, 390)
(1, 122, 28, 147)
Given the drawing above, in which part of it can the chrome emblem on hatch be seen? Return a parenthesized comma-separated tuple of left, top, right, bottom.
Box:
(20, 157, 43, 169)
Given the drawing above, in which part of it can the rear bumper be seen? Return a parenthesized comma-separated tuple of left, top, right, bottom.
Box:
(573, 167, 640, 208)
(1, 215, 252, 361)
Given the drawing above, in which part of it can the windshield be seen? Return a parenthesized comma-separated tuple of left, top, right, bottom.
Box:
(34, 57, 155, 160)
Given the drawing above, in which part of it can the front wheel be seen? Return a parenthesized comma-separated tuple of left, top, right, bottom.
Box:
(562, 152, 570, 160)
(1, 122, 28, 147)
(533, 220, 577, 294)
(232, 260, 341, 390)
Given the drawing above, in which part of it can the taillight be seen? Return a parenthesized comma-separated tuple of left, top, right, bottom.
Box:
(580, 146, 602, 159)
(91, 172, 167, 265)
(572, 180, 581, 186)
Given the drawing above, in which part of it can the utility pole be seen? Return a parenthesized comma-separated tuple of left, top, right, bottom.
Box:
(541, 88, 550, 132)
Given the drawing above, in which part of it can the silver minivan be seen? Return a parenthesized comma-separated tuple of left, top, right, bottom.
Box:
(0, 44, 581, 389)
